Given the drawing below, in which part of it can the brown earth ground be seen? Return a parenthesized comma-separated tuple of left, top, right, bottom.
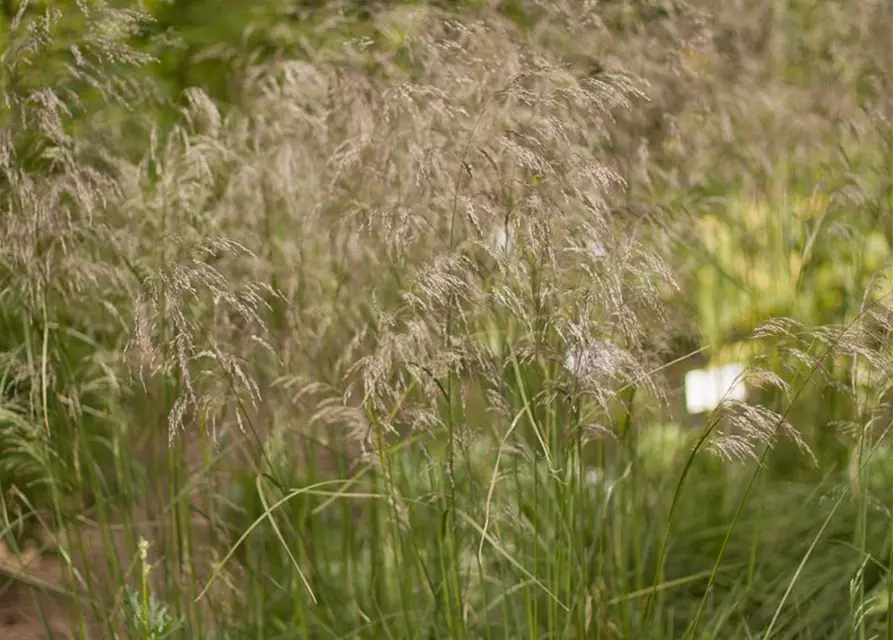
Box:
(0, 538, 75, 639)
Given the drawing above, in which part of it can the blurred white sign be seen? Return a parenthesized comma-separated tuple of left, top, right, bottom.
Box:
(684, 363, 746, 414)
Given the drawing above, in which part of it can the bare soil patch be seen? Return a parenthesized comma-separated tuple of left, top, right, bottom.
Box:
(0, 539, 76, 640)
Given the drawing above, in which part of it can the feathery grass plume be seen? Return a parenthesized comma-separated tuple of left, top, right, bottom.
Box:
(285, 9, 675, 456)
(129, 236, 278, 442)
(0, 0, 155, 506)
(1, 1, 154, 306)
(697, 294, 893, 474)
(0, 0, 157, 452)
(0, 3, 192, 633)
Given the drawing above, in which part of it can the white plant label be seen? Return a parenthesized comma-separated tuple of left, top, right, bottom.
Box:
(684, 363, 746, 414)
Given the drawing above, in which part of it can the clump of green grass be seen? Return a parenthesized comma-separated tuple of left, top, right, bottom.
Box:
(1, 1, 893, 639)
